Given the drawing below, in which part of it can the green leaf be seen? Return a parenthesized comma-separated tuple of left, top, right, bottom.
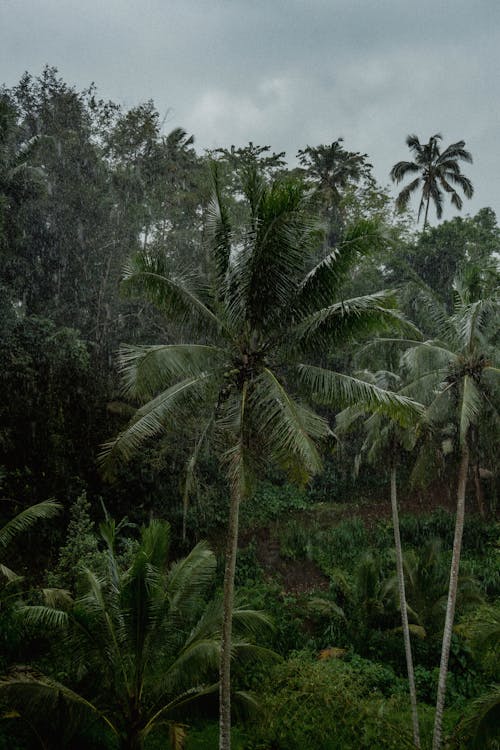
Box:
(297, 364, 424, 427)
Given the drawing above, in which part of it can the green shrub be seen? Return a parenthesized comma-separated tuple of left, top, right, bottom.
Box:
(240, 482, 307, 528)
(313, 518, 368, 573)
(247, 654, 431, 750)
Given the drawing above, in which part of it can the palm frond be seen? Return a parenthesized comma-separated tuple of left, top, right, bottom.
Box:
(0, 668, 119, 737)
(459, 374, 483, 445)
(401, 341, 456, 380)
(394, 177, 421, 212)
(250, 368, 329, 477)
(0, 500, 61, 551)
(437, 140, 472, 164)
(453, 298, 498, 353)
(295, 219, 389, 311)
(298, 364, 424, 427)
(236, 178, 318, 332)
(206, 160, 233, 283)
(455, 685, 500, 750)
(167, 541, 217, 620)
(99, 373, 217, 475)
(182, 415, 215, 538)
(0, 564, 22, 585)
(145, 683, 219, 732)
(429, 180, 444, 219)
(122, 252, 222, 331)
(390, 161, 419, 183)
(290, 291, 417, 351)
(118, 343, 226, 400)
(20, 604, 69, 629)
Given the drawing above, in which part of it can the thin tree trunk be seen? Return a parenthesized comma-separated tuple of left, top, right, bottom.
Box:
(432, 445, 469, 750)
(423, 196, 430, 229)
(391, 464, 421, 748)
(473, 462, 485, 518)
(219, 482, 241, 750)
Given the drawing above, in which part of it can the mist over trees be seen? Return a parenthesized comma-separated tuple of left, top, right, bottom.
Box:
(0, 68, 498, 750)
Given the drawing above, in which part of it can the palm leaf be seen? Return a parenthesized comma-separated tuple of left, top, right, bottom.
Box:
(459, 374, 483, 445)
(0, 500, 61, 551)
(297, 364, 424, 427)
(118, 343, 227, 400)
(206, 160, 233, 284)
(249, 368, 329, 477)
(99, 373, 218, 474)
(167, 541, 217, 621)
(294, 219, 389, 311)
(390, 161, 420, 183)
(237, 178, 317, 332)
(290, 291, 416, 350)
(0, 669, 119, 737)
(122, 252, 222, 332)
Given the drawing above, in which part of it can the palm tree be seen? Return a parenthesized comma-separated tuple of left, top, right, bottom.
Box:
(297, 139, 370, 245)
(397, 274, 499, 750)
(336, 369, 422, 748)
(100, 165, 423, 750)
(390, 134, 473, 228)
(0, 519, 270, 750)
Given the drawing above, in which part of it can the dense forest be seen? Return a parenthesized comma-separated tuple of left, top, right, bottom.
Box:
(0, 68, 498, 750)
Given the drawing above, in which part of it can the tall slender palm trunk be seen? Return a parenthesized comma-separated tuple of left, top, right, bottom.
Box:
(423, 196, 431, 230)
(391, 464, 420, 748)
(432, 445, 469, 750)
(219, 483, 242, 750)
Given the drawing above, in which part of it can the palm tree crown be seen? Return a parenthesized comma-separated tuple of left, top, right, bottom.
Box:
(390, 134, 473, 227)
(0, 519, 270, 750)
(102, 167, 421, 484)
(100, 164, 422, 750)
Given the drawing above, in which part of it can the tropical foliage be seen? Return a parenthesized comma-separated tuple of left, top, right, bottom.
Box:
(0, 67, 498, 750)
(0, 519, 271, 750)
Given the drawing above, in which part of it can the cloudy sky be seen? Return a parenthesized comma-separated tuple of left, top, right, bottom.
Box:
(1, 0, 498, 222)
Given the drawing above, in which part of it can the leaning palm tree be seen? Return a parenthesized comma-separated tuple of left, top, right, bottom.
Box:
(390, 134, 473, 228)
(0, 519, 271, 750)
(336, 369, 422, 748)
(100, 165, 423, 750)
(397, 274, 499, 750)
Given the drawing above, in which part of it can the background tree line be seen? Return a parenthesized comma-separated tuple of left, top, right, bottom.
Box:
(0, 68, 498, 750)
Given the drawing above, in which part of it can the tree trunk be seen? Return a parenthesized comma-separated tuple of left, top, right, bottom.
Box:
(473, 461, 485, 518)
(219, 482, 241, 750)
(432, 445, 469, 750)
(423, 196, 430, 229)
(391, 465, 421, 748)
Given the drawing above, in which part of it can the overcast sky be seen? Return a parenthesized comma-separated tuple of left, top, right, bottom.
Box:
(1, 0, 498, 223)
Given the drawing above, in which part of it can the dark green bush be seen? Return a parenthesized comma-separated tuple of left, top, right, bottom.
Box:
(247, 654, 431, 750)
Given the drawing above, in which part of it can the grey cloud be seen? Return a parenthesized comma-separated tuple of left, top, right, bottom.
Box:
(0, 0, 498, 218)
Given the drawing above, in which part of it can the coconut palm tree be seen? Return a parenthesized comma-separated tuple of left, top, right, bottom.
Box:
(0, 518, 271, 750)
(390, 134, 473, 228)
(100, 165, 423, 750)
(336, 369, 422, 748)
(397, 273, 499, 750)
